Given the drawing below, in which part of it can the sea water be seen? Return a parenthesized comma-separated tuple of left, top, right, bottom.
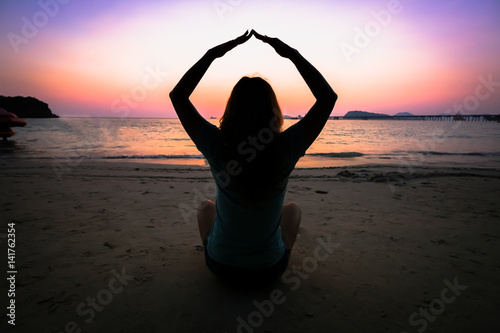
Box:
(1, 118, 499, 169)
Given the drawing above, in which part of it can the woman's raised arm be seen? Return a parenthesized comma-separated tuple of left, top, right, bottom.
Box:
(169, 30, 252, 140)
(252, 30, 337, 148)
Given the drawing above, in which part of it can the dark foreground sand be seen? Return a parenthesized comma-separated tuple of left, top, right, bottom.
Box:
(1, 160, 499, 332)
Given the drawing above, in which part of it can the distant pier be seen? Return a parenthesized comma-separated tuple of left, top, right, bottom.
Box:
(331, 114, 500, 122)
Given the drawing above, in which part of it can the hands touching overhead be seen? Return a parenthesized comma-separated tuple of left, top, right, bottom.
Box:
(207, 29, 297, 59)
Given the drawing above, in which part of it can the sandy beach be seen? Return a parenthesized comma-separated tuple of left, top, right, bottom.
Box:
(1, 159, 499, 332)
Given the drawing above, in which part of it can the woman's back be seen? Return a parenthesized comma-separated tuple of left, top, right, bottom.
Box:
(194, 117, 308, 269)
(169, 30, 337, 284)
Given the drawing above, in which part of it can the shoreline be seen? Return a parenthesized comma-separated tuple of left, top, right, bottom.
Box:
(1, 159, 499, 332)
(0, 158, 500, 182)
(4, 155, 500, 168)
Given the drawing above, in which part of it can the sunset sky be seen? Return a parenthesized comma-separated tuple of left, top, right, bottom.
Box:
(1, 0, 499, 118)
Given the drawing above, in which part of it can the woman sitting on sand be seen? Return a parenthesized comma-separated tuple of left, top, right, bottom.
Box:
(170, 30, 337, 285)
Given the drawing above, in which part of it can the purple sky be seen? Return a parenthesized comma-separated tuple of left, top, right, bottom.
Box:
(1, 0, 499, 117)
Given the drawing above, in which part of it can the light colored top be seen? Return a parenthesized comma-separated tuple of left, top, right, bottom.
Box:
(194, 121, 308, 269)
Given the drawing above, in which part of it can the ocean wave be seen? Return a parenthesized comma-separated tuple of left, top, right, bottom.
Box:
(307, 152, 364, 158)
(6, 154, 206, 160)
(408, 151, 500, 157)
(5, 151, 500, 163)
(103, 154, 205, 159)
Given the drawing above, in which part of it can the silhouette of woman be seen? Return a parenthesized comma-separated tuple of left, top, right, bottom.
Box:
(170, 30, 337, 286)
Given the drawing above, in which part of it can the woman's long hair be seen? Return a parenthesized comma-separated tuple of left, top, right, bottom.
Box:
(219, 76, 284, 202)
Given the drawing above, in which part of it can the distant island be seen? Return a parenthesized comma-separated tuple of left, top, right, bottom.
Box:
(394, 112, 415, 117)
(283, 115, 302, 119)
(0, 96, 59, 118)
(336, 110, 498, 122)
(343, 111, 416, 118)
(343, 110, 390, 119)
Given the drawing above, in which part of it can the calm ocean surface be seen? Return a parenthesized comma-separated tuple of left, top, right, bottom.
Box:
(1, 118, 499, 169)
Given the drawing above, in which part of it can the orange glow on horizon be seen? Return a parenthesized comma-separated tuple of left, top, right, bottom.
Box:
(2, 1, 499, 117)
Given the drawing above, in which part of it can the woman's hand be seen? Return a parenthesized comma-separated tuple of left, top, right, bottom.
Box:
(252, 30, 297, 59)
(207, 30, 252, 59)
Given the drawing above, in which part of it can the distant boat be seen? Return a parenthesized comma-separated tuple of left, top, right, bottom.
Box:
(0, 108, 27, 141)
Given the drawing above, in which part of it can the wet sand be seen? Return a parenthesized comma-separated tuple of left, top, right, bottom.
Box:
(1, 160, 499, 332)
